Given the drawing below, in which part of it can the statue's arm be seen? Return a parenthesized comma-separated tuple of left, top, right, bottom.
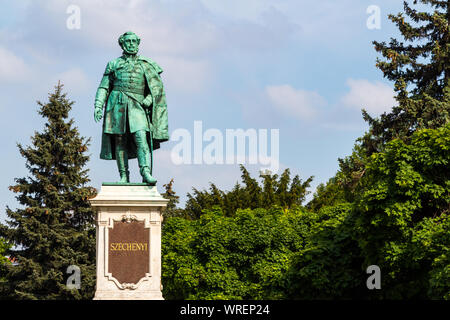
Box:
(94, 62, 113, 122)
(95, 88, 108, 109)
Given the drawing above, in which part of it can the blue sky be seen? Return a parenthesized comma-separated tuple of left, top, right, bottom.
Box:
(0, 0, 407, 218)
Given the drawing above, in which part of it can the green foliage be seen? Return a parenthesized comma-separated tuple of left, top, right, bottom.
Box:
(290, 125, 449, 300)
(306, 177, 346, 212)
(162, 126, 449, 300)
(0, 238, 11, 291)
(183, 165, 313, 219)
(0, 238, 9, 266)
(162, 206, 314, 299)
(0, 83, 97, 300)
(160, 1, 450, 300)
(287, 203, 368, 299)
(413, 214, 450, 299)
(352, 125, 450, 299)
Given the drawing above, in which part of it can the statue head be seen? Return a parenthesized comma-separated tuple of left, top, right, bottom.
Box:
(118, 31, 140, 55)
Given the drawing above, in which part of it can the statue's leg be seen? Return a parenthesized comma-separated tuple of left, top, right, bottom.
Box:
(115, 134, 130, 183)
(134, 130, 156, 184)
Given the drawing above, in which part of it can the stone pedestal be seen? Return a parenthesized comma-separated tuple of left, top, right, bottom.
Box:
(89, 183, 168, 300)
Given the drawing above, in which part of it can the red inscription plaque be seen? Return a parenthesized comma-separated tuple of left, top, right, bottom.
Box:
(108, 220, 150, 284)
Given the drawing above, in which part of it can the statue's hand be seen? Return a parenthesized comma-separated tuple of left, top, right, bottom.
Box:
(94, 106, 103, 122)
(142, 95, 152, 108)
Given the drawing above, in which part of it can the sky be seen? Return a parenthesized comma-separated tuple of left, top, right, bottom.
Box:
(0, 0, 408, 219)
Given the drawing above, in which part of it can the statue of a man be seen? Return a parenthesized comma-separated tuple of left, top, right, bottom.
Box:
(94, 31, 169, 184)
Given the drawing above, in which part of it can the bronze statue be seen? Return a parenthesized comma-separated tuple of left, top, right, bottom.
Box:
(94, 31, 169, 184)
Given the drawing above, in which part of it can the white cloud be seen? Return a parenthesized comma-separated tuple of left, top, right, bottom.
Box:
(38, 0, 221, 57)
(155, 56, 212, 93)
(33, 0, 296, 56)
(52, 67, 91, 94)
(200, 0, 273, 22)
(0, 47, 30, 83)
(265, 85, 325, 120)
(341, 78, 397, 115)
(199, 0, 358, 39)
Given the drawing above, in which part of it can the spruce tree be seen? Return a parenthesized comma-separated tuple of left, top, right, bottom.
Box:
(0, 83, 97, 299)
(363, 0, 450, 153)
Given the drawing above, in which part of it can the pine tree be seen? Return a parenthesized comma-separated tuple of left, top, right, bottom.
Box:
(363, 0, 450, 153)
(0, 83, 97, 299)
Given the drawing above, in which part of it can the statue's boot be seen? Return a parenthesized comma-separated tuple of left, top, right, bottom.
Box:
(115, 134, 130, 183)
(118, 163, 130, 183)
(140, 166, 156, 185)
(134, 130, 157, 185)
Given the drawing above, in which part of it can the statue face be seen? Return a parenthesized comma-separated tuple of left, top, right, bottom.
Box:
(122, 34, 139, 55)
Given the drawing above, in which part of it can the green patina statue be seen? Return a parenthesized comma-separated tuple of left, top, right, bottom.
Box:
(94, 31, 169, 184)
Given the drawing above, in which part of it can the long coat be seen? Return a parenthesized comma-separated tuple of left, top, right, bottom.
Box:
(95, 55, 169, 160)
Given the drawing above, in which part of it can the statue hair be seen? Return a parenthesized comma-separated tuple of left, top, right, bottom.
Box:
(118, 31, 141, 48)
